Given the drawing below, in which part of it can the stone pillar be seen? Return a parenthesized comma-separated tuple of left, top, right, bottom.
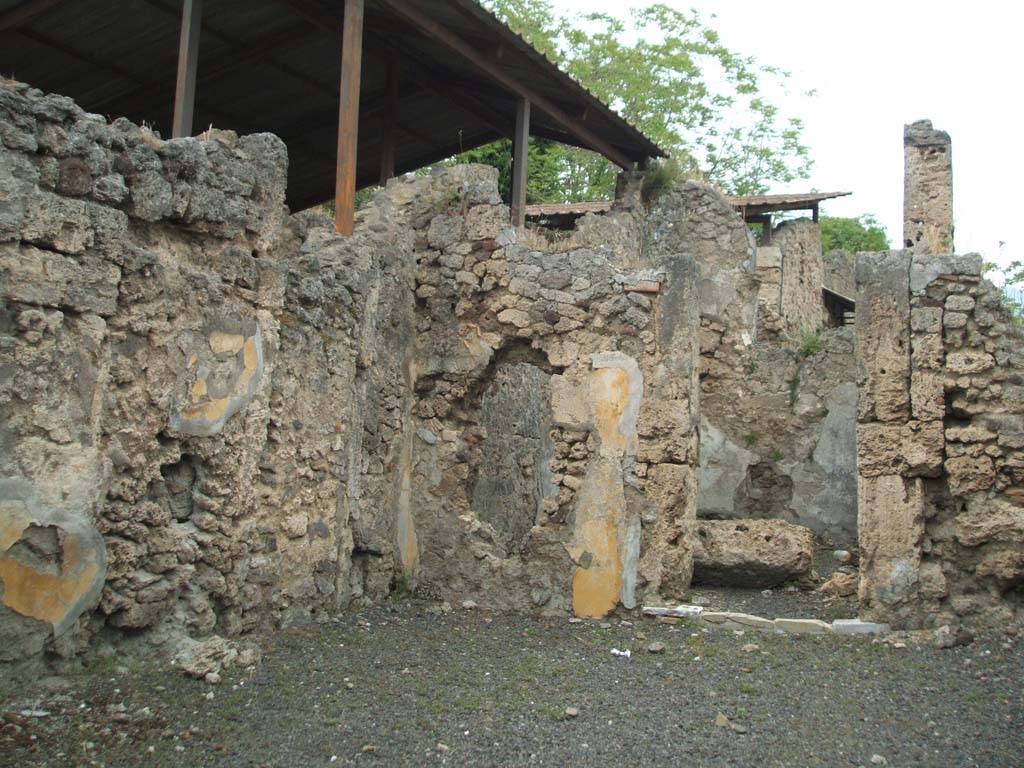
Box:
(903, 120, 953, 254)
(855, 251, 941, 628)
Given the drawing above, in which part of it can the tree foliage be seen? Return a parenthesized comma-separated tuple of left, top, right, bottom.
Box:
(441, 1, 813, 203)
(819, 214, 890, 256)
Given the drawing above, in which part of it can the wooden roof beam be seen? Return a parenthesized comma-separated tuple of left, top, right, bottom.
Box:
(0, 0, 66, 33)
(88, 23, 316, 117)
(140, 0, 336, 100)
(375, 0, 634, 170)
(510, 99, 529, 228)
(736, 202, 822, 218)
(366, 31, 513, 140)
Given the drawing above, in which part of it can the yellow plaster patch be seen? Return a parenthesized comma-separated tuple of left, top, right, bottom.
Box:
(395, 456, 419, 575)
(189, 377, 208, 404)
(591, 367, 630, 457)
(571, 518, 622, 618)
(209, 331, 246, 355)
(568, 459, 629, 618)
(0, 535, 100, 630)
(180, 393, 230, 424)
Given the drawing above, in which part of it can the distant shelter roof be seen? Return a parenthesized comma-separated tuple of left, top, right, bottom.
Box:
(726, 191, 851, 220)
(525, 191, 852, 228)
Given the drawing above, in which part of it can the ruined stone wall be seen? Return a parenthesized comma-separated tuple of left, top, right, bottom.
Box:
(755, 244, 784, 339)
(0, 82, 415, 671)
(904, 120, 953, 254)
(824, 249, 856, 299)
(856, 251, 1023, 629)
(0, 84, 708, 674)
(757, 219, 826, 341)
(688, 189, 856, 546)
(775, 219, 825, 338)
(697, 328, 858, 547)
(391, 168, 701, 616)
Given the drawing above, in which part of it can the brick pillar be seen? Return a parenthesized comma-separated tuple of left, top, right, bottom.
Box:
(903, 120, 953, 254)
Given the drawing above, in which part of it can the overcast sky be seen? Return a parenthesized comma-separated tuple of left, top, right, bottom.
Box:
(550, 0, 1022, 269)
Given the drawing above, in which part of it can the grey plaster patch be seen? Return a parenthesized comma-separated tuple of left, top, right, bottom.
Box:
(909, 253, 984, 293)
(789, 382, 858, 546)
(619, 515, 641, 609)
(697, 418, 758, 518)
(472, 363, 555, 548)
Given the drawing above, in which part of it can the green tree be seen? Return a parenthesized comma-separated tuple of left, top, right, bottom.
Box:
(819, 214, 890, 256)
(444, 1, 812, 203)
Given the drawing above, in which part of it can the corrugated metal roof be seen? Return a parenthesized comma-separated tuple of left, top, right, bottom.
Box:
(0, 0, 666, 211)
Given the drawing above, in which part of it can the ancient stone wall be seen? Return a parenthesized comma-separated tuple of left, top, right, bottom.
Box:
(757, 219, 826, 341)
(904, 120, 953, 254)
(0, 83, 706, 673)
(392, 168, 701, 616)
(0, 82, 416, 671)
(652, 181, 759, 373)
(697, 328, 858, 547)
(775, 219, 825, 338)
(690, 189, 856, 546)
(824, 249, 856, 299)
(856, 251, 1023, 629)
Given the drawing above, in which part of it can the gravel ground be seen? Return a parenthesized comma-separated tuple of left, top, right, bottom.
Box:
(2, 599, 1021, 768)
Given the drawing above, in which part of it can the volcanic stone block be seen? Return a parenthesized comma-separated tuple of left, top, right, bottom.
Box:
(691, 519, 814, 588)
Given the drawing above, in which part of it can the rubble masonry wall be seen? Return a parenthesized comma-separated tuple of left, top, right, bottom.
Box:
(1, 83, 706, 673)
(856, 251, 1023, 629)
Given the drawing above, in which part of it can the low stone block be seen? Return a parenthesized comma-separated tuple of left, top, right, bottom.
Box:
(945, 455, 995, 495)
(910, 307, 942, 334)
(641, 604, 704, 618)
(700, 611, 774, 631)
(831, 619, 890, 635)
(857, 421, 943, 478)
(774, 618, 833, 635)
(692, 519, 814, 588)
(910, 373, 945, 422)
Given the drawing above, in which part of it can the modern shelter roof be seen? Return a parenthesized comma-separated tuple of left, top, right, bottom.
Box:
(525, 191, 853, 228)
(0, 0, 665, 211)
(725, 191, 850, 217)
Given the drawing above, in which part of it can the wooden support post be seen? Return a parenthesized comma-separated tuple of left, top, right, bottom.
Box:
(172, 0, 202, 138)
(334, 0, 364, 236)
(510, 98, 530, 228)
(812, 203, 820, 223)
(379, 58, 398, 187)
